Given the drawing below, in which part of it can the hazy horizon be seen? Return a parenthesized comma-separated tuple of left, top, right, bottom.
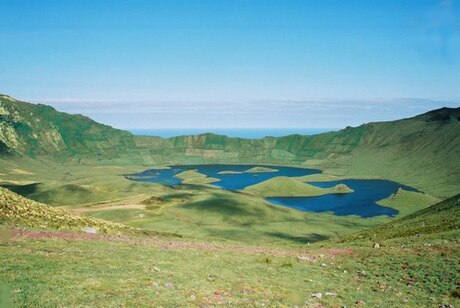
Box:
(18, 97, 460, 130)
(1, 0, 459, 129)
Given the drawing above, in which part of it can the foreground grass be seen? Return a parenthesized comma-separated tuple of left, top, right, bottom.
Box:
(0, 187, 136, 235)
(0, 229, 458, 307)
(0, 188, 457, 307)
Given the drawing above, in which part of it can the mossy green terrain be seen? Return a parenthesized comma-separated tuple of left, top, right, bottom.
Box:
(0, 96, 450, 245)
(294, 173, 341, 182)
(215, 166, 279, 175)
(0, 156, 364, 245)
(74, 189, 434, 245)
(0, 95, 141, 165)
(0, 156, 441, 246)
(0, 94, 459, 306)
(217, 170, 242, 175)
(174, 169, 220, 185)
(76, 185, 382, 245)
(376, 188, 440, 217)
(342, 193, 459, 244)
(1, 95, 459, 198)
(0, 187, 134, 234)
(0, 233, 457, 307)
(0, 196, 458, 307)
(243, 176, 353, 197)
(244, 166, 279, 173)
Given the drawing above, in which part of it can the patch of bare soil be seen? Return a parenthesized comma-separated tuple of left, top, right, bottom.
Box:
(9, 228, 354, 259)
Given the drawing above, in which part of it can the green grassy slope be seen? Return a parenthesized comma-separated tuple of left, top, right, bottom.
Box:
(243, 176, 352, 197)
(79, 184, 388, 245)
(244, 166, 278, 173)
(0, 157, 170, 206)
(0, 94, 142, 164)
(0, 94, 458, 307)
(1, 199, 458, 306)
(0, 94, 459, 198)
(0, 187, 134, 234)
(0, 232, 456, 307)
(323, 109, 460, 198)
(0, 154, 442, 245)
(174, 169, 220, 185)
(376, 188, 440, 217)
(342, 193, 459, 244)
(169, 108, 460, 197)
(133, 107, 460, 197)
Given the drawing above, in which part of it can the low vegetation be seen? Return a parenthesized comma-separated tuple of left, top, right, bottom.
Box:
(244, 166, 279, 173)
(0, 196, 458, 307)
(343, 193, 459, 244)
(0, 187, 133, 234)
(0, 95, 459, 306)
(376, 188, 440, 217)
(294, 173, 341, 182)
(217, 170, 242, 175)
(243, 176, 353, 197)
(1, 95, 459, 198)
(174, 169, 220, 185)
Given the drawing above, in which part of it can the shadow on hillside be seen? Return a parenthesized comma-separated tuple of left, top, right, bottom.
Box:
(266, 232, 329, 244)
(0, 182, 41, 197)
(161, 192, 195, 199)
(178, 194, 261, 217)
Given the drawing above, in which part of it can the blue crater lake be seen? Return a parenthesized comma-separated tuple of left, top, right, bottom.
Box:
(128, 164, 416, 218)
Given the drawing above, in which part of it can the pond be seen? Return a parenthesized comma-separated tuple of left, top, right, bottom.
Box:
(128, 164, 416, 218)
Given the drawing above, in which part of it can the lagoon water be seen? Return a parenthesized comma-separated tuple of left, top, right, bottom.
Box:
(268, 179, 416, 218)
(129, 164, 415, 218)
(131, 164, 319, 189)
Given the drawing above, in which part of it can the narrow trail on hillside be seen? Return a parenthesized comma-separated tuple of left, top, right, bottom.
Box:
(9, 228, 354, 259)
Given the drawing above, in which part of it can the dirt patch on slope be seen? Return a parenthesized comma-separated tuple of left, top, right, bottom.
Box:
(8, 228, 354, 259)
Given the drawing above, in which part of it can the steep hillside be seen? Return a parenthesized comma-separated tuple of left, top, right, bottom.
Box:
(0, 94, 141, 164)
(0, 187, 134, 234)
(134, 107, 460, 197)
(0, 94, 458, 197)
(342, 193, 460, 244)
(326, 108, 460, 197)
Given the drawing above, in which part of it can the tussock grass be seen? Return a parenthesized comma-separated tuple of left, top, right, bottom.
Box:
(0, 187, 134, 234)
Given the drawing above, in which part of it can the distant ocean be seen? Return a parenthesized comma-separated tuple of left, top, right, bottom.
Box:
(128, 128, 338, 139)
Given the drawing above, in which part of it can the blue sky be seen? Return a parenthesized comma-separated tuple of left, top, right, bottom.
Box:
(0, 0, 459, 129)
